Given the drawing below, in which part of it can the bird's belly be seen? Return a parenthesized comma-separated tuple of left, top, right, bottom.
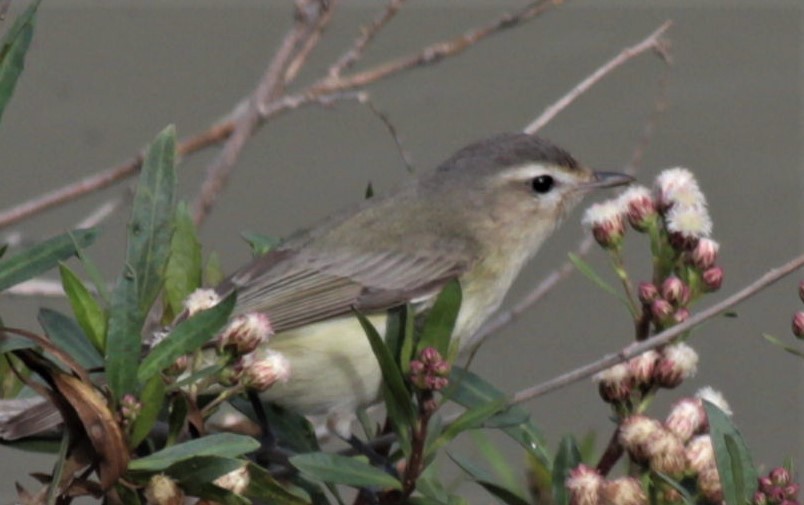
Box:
(258, 314, 388, 416)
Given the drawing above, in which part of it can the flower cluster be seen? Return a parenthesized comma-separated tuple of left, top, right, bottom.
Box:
(409, 347, 451, 391)
(118, 393, 142, 427)
(593, 343, 698, 404)
(615, 388, 732, 503)
(566, 464, 647, 505)
(754, 467, 800, 505)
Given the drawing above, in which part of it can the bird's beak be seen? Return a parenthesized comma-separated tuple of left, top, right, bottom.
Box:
(578, 171, 635, 191)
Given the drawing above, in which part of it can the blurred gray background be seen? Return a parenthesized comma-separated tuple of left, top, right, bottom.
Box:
(0, 0, 800, 501)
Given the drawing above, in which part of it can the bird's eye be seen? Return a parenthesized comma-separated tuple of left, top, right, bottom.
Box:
(531, 175, 555, 194)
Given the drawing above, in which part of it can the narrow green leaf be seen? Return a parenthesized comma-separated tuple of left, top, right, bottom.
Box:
(355, 310, 415, 452)
(137, 292, 235, 383)
(0, 0, 41, 123)
(205, 251, 224, 286)
(568, 253, 632, 309)
(471, 431, 520, 495)
(449, 452, 530, 505)
(0, 228, 97, 291)
(241, 231, 281, 257)
(127, 125, 178, 313)
(417, 280, 461, 357)
(164, 456, 246, 485)
(447, 367, 551, 470)
(704, 401, 758, 505)
(552, 435, 582, 505)
(289, 452, 402, 490)
(762, 333, 804, 359)
(167, 394, 189, 446)
(398, 303, 416, 375)
(128, 433, 259, 471)
(165, 202, 202, 317)
(37, 308, 103, 370)
(244, 462, 312, 505)
(364, 182, 374, 199)
(417, 464, 449, 502)
(105, 267, 142, 400)
(428, 397, 507, 455)
(59, 263, 106, 351)
(129, 373, 166, 448)
(653, 472, 695, 505)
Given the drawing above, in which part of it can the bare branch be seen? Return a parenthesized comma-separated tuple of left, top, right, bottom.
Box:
(191, 0, 332, 226)
(524, 20, 672, 134)
(6, 278, 65, 297)
(328, 0, 408, 79)
(75, 197, 125, 230)
(283, 0, 339, 84)
(511, 251, 804, 405)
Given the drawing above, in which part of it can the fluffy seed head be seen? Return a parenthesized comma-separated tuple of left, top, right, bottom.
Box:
(601, 477, 647, 505)
(582, 200, 627, 249)
(645, 429, 687, 476)
(213, 465, 250, 495)
(619, 415, 663, 462)
(654, 168, 706, 210)
(696, 386, 732, 417)
(685, 435, 716, 474)
(665, 397, 705, 442)
(654, 343, 698, 389)
(144, 474, 184, 505)
(217, 313, 274, 355)
(237, 349, 291, 391)
(183, 288, 221, 317)
(566, 464, 603, 505)
(665, 205, 713, 243)
(628, 350, 660, 386)
(593, 363, 633, 403)
(698, 465, 724, 503)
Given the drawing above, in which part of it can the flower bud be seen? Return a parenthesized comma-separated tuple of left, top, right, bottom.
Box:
(237, 349, 291, 391)
(702, 266, 724, 292)
(685, 435, 716, 474)
(214, 465, 250, 495)
(672, 307, 690, 325)
(619, 186, 658, 232)
(593, 363, 633, 403)
(619, 415, 663, 462)
(646, 429, 686, 476)
(753, 491, 768, 505)
(119, 394, 142, 426)
(183, 288, 221, 317)
(695, 386, 732, 417)
(651, 299, 674, 323)
(410, 347, 451, 391)
(771, 467, 792, 487)
(638, 282, 659, 305)
(566, 464, 603, 505)
(165, 354, 189, 376)
(661, 276, 689, 307)
(793, 311, 804, 339)
(217, 313, 273, 355)
(690, 238, 719, 270)
(144, 474, 184, 505)
(628, 350, 659, 386)
(601, 477, 647, 505)
(698, 465, 723, 503)
(654, 343, 698, 389)
(665, 397, 705, 442)
(582, 201, 626, 250)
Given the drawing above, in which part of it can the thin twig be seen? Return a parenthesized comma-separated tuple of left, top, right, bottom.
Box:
(523, 20, 672, 134)
(511, 251, 804, 405)
(191, 0, 330, 226)
(75, 197, 124, 229)
(328, 0, 408, 79)
(362, 95, 415, 173)
(283, 0, 338, 84)
(0, 0, 562, 231)
(5, 278, 65, 297)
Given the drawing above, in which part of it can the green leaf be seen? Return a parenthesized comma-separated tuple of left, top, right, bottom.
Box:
(137, 292, 235, 384)
(289, 452, 402, 490)
(244, 462, 312, 505)
(59, 263, 106, 351)
(0, 0, 40, 124)
(165, 202, 202, 318)
(128, 433, 259, 471)
(428, 397, 507, 456)
(205, 251, 224, 286)
(552, 435, 582, 505)
(0, 228, 97, 292)
(241, 231, 281, 257)
(164, 455, 246, 485)
(127, 125, 178, 313)
(762, 333, 804, 359)
(129, 373, 165, 448)
(449, 452, 530, 505)
(354, 310, 415, 454)
(704, 401, 758, 505)
(37, 308, 103, 370)
(364, 182, 374, 199)
(105, 266, 143, 401)
(653, 472, 695, 505)
(568, 253, 632, 309)
(447, 367, 551, 470)
(417, 280, 461, 357)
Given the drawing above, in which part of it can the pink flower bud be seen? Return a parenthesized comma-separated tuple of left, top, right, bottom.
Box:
(702, 266, 724, 292)
(793, 311, 804, 339)
(566, 464, 603, 505)
(654, 344, 698, 389)
(619, 186, 658, 232)
(582, 201, 626, 250)
(754, 491, 768, 505)
(619, 415, 663, 462)
(601, 477, 647, 505)
(638, 282, 659, 305)
(760, 477, 774, 493)
(217, 313, 273, 355)
(593, 363, 633, 403)
(665, 397, 705, 442)
(785, 484, 800, 499)
(698, 465, 723, 503)
(661, 276, 689, 306)
(690, 238, 719, 270)
(409, 347, 451, 391)
(628, 350, 659, 386)
(771, 467, 792, 487)
(237, 349, 291, 391)
(799, 280, 804, 303)
(672, 307, 690, 324)
(651, 299, 674, 322)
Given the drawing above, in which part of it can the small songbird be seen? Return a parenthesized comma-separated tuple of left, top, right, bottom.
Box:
(213, 132, 633, 435)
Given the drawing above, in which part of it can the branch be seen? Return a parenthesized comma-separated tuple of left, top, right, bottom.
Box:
(523, 20, 672, 134)
(511, 251, 804, 405)
(191, 0, 333, 226)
